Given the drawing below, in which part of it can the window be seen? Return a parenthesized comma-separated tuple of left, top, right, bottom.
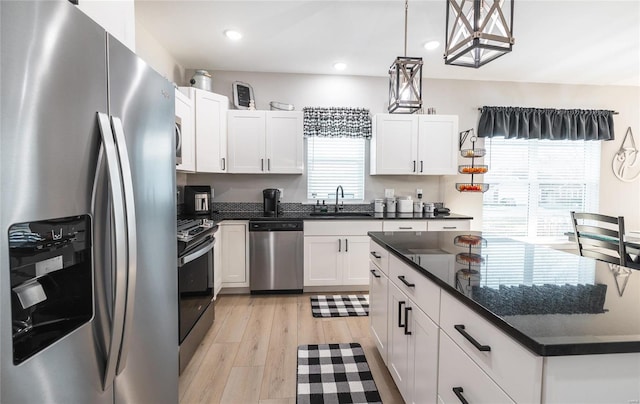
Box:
(307, 137, 365, 200)
(482, 138, 600, 242)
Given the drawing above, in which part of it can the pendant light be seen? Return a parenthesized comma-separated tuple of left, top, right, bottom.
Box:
(444, 0, 514, 68)
(388, 0, 423, 114)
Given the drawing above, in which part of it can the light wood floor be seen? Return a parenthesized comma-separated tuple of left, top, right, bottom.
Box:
(179, 293, 404, 404)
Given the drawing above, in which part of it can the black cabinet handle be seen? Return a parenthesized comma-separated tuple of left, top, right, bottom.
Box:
(453, 387, 469, 404)
(404, 306, 412, 335)
(338, 239, 341, 252)
(412, 160, 416, 172)
(268, 158, 271, 171)
(398, 301, 406, 328)
(420, 160, 424, 173)
(222, 157, 226, 170)
(261, 158, 264, 171)
(454, 324, 491, 352)
(370, 269, 381, 278)
(370, 251, 381, 259)
(398, 226, 413, 230)
(398, 275, 415, 288)
(345, 238, 348, 252)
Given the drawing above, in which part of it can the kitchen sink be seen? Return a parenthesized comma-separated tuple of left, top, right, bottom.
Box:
(309, 212, 373, 217)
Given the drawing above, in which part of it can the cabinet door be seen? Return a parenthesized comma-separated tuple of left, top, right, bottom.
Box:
(387, 282, 410, 401)
(371, 114, 418, 175)
(342, 236, 372, 285)
(369, 262, 389, 365)
(417, 115, 458, 175)
(193, 89, 228, 173)
(175, 89, 195, 172)
(265, 111, 303, 173)
(227, 111, 266, 173)
(407, 306, 439, 404)
(220, 223, 248, 286)
(304, 236, 342, 286)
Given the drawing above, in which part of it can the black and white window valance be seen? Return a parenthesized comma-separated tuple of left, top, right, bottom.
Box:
(303, 107, 371, 139)
(478, 106, 615, 141)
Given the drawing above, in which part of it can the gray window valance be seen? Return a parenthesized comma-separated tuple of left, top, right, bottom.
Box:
(478, 106, 615, 141)
(303, 107, 371, 139)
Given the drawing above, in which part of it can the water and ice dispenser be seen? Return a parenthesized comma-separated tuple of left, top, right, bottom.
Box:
(8, 215, 93, 365)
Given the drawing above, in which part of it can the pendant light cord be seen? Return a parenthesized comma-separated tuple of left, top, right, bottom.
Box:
(404, 0, 408, 57)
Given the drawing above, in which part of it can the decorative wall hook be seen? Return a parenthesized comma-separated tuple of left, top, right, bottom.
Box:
(612, 127, 640, 182)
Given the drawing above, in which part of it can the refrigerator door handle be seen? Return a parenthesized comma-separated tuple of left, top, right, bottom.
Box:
(110, 116, 138, 375)
(96, 113, 129, 390)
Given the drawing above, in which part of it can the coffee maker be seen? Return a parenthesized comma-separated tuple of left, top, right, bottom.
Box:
(184, 185, 212, 216)
(263, 188, 281, 217)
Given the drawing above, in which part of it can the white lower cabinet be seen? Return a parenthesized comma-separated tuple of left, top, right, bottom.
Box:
(369, 261, 388, 364)
(213, 231, 222, 298)
(438, 331, 515, 404)
(219, 221, 249, 287)
(387, 282, 439, 404)
(304, 221, 382, 287)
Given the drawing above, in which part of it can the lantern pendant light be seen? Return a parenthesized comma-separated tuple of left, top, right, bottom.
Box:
(444, 0, 515, 68)
(388, 0, 423, 114)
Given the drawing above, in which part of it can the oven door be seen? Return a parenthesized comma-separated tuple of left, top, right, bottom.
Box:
(178, 235, 214, 343)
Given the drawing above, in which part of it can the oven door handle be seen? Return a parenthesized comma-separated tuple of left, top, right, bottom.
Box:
(179, 238, 215, 267)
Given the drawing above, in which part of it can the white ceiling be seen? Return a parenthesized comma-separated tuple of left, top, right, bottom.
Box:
(135, 0, 640, 87)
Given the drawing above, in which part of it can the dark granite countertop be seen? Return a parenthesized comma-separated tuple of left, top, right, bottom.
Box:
(210, 211, 473, 222)
(368, 231, 640, 357)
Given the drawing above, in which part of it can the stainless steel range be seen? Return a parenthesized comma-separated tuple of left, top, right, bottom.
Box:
(177, 218, 217, 374)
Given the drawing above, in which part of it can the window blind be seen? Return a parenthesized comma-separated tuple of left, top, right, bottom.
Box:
(307, 137, 365, 200)
(482, 138, 600, 241)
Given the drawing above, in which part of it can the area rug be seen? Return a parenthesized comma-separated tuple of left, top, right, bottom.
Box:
(310, 295, 369, 318)
(296, 343, 382, 404)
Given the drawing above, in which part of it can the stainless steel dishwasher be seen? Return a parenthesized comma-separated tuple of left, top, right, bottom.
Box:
(249, 220, 304, 293)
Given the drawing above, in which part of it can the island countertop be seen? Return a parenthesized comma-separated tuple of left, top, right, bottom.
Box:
(368, 230, 640, 356)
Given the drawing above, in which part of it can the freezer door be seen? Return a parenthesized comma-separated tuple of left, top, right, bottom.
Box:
(106, 36, 179, 403)
(0, 2, 112, 403)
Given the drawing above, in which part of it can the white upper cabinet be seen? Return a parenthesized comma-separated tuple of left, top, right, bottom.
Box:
(227, 110, 303, 174)
(370, 114, 458, 175)
(175, 89, 195, 172)
(417, 115, 458, 175)
(180, 87, 229, 173)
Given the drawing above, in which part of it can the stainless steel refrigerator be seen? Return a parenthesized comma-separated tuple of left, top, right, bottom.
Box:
(1, 1, 178, 402)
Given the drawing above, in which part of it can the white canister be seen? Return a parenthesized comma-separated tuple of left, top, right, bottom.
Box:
(397, 197, 413, 213)
(374, 199, 385, 213)
(413, 201, 423, 213)
(423, 202, 435, 213)
(385, 197, 396, 213)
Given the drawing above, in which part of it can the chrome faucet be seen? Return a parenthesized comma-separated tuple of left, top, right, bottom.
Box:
(335, 185, 344, 212)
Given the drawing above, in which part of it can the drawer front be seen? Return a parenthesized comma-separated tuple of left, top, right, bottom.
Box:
(440, 292, 543, 404)
(382, 220, 427, 232)
(438, 331, 515, 404)
(426, 220, 470, 231)
(304, 220, 382, 236)
(369, 239, 389, 275)
(389, 255, 440, 324)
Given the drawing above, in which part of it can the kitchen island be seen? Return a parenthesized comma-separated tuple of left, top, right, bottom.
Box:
(368, 230, 640, 403)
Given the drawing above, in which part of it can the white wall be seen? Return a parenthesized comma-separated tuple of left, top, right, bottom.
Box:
(181, 70, 640, 230)
(135, 23, 185, 84)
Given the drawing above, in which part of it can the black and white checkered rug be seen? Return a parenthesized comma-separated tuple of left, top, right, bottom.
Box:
(296, 343, 382, 404)
(310, 295, 369, 318)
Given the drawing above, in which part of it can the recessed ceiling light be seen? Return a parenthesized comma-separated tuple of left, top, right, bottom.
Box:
(224, 30, 242, 41)
(424, 40, 440, 51)
(333, 62, 347, 71)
